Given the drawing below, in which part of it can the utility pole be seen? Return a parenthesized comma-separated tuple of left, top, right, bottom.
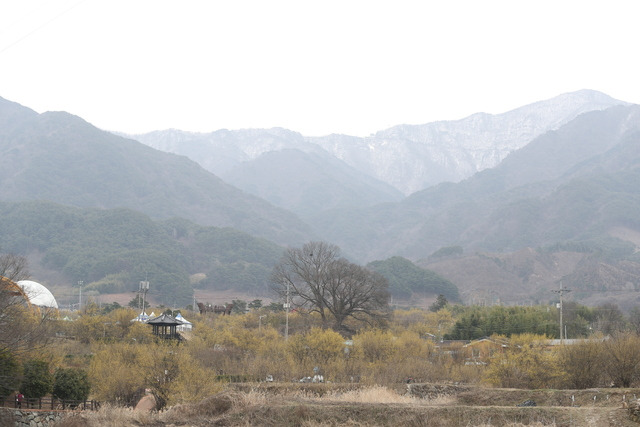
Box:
(78, 281, 83, 311)
(139, 280, 150, 313)
(552, 282, 571, 342)
(284, 282, 290, 340)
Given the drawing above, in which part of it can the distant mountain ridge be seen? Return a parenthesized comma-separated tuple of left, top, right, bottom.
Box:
(314, 104, 640, 261)
(222, 148, 403, 220)
(128, 128, 403, 220)
(314, 89, 627, 194)
(129, 90, 626, 196)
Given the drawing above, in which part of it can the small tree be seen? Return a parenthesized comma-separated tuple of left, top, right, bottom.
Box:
(484, 334, 563, 389)
(101, 302, 122, 314)
(128, 295, 149, 309)
(53, 368, 90, 402)
(266, 302, 284, 312)
(21, 360, 53, 399)
(231, 299, 247, 314)
(559, 340, 604, 389)
(89, 343, 147, 406)
(248, 299, 263, 310)
(603, 332, 640, 387)
(429, 295, 448, 312)
(353, 329, 396, 364)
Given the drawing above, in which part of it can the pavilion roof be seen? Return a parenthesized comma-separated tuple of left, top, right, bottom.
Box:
(147, 313, 180, 325)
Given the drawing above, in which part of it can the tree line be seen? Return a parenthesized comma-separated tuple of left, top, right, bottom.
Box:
(445, 301, 634, 340)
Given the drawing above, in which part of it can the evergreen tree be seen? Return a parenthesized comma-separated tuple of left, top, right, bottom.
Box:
(21, 360, 53, 399)
(0, 352, 22, 397)
(429, 294, 448, 312)
(53, 368, 90, 401)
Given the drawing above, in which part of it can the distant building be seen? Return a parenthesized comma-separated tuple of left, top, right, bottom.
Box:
(175, 312, 193, 331)
(147, 313, 182, 340)
(131, 311, 151, 323)
(17, 280, 59, 309)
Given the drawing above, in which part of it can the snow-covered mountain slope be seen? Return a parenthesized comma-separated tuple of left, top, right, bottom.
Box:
(308, 90, 628, 194)
(126, 90, 628, 196)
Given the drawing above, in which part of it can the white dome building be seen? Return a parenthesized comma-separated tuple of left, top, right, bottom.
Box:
(17, 280, 59, 309)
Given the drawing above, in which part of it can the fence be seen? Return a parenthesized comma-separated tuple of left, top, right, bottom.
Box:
(0, 396, 99, 411)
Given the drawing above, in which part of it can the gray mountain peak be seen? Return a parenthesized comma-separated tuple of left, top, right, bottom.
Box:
(126, 90, 628, 199)
(308, 90, 627, 194)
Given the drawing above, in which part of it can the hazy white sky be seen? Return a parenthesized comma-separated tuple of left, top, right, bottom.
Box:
(1, 0, 638, 136)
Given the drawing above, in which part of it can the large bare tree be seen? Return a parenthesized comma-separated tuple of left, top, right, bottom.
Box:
(271, 241, 390, 334)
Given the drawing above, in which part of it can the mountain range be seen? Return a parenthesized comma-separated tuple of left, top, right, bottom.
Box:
(129, 90, 625, 199)
(1, 90, 639, 308)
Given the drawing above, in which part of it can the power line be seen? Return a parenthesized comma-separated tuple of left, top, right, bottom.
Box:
(0, 0, 87, 55)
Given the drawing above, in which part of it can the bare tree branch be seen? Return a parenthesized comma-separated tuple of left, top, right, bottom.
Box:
(0, 252, 30, 282)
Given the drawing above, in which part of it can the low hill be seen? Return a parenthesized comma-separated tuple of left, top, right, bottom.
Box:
(419, 243, 640, 309)
(367, 256, 460, 302)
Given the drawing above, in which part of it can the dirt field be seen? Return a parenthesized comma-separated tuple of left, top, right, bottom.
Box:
(54, 383, 640, 426)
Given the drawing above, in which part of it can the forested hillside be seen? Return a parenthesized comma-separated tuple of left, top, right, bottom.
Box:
(0, 201, 285, 306)
(0, 201, 456, 307)
(367, 256, 460, 302)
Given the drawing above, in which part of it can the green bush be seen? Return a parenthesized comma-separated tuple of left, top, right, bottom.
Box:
(21, 360, 53, 399)
(53, 368, 90, 401)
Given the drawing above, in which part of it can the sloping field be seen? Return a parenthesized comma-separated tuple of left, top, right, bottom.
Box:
(55, 383, 640, 426)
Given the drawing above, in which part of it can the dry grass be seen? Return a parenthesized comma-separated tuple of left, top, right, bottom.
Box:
(474, 424, 555, 427)
(308, 385, 456, 405)
(52, 384, 640, 426)
(319, 386, 418, 404)
(55, 404, 158, 427)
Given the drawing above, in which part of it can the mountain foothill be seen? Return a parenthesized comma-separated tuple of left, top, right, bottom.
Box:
(1, 89, 639, 309)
